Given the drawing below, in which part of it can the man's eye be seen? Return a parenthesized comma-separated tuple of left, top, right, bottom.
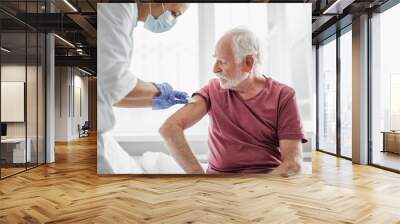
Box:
(217, 61, 226, 65)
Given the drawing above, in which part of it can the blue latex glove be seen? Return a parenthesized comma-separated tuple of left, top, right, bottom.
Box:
(152, 83, 189, 110)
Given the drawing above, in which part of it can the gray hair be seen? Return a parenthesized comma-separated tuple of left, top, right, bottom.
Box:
(225, 27, 262, 71)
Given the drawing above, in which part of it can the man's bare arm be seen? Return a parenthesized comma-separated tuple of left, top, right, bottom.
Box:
(269, 139, 302, 177)
(159, 95, 208, 174)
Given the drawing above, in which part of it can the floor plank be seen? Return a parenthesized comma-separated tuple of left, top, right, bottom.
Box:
(0, 134, 399, 223)
(372, 151, 400, 171)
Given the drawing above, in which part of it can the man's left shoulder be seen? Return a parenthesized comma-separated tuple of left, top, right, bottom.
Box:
(270, 79, 296, 96)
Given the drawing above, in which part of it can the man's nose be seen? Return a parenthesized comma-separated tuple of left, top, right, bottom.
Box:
(213, 63, 220, 74)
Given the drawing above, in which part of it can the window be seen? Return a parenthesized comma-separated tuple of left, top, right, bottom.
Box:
(316, 27, 353, 159)
(317, 37, 337, 155)
(214, 3, 268, 75)
(340, 29, 352, 158)
(0, 0, 47, 179)
(371, 3, 400, 171)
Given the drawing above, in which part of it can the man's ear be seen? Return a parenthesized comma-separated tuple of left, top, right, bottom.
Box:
(243, 55, 255, 72)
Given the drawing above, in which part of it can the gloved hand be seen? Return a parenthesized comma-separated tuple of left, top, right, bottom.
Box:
(152, 83, 189, 110)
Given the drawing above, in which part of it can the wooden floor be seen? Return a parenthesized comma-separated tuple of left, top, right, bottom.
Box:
(0, 167, 26, 178)
(1, 162, 45, 178)
(0, 135, 400, 223)
(372, 151, 400, 171)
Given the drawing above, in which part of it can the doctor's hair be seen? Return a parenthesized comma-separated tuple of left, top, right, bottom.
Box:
(225, 27, 262, 71)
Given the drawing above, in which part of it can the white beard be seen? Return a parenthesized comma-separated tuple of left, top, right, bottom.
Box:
(217, 72, 250, 89)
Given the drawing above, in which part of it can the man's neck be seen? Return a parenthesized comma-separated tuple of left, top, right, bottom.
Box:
(232, 74, 266, 100)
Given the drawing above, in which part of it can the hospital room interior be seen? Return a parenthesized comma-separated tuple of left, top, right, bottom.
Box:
(106, 3, 314, 174)
(1, 1, 400, 222)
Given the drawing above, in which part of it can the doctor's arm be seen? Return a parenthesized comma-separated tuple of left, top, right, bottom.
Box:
(269, 139, 302, 177)
(113, 79, 160, 108)
(159, 95, 208, 174)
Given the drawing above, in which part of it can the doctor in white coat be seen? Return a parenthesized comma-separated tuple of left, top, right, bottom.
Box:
(97, 3, 190, 173)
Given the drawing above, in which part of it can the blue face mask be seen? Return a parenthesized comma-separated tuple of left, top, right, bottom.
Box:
(144, 3, 177, 33)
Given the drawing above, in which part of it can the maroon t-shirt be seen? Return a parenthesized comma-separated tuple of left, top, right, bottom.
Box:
(194, 77, 307, 174)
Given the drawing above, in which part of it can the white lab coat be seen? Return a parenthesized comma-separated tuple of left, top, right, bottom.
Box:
(97, 3, 143, 174)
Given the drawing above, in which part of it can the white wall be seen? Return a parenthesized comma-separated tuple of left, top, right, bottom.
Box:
(1, 64, 46, 164)
(1, 65, 27, 144)
(73, 72, 89, 138)
(55, 66, 69, 141)
(54, 67, 89, 141)
(1, 65, 41, 138)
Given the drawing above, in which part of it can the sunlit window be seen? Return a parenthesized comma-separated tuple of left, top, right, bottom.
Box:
(318, 38, 337, 154)
(371, 2, 400, 170)
(214, 3, 268, 81)
(340, 29, 352, 158)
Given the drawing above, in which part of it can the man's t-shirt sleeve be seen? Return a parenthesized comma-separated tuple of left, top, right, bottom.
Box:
(192, 81, 212, 111)
(277, 87, 307, 143)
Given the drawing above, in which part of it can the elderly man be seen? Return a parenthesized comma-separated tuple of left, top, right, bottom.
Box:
(159, 28, 307, 176)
